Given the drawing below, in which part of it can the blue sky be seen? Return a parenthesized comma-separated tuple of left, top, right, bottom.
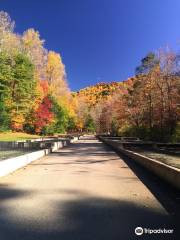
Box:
(0, 0, 180, 90)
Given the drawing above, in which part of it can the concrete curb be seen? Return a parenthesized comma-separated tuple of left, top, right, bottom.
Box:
(100, 138, 180, 190)
(0, 149, 50, 177)
(0, 138, 76, 178)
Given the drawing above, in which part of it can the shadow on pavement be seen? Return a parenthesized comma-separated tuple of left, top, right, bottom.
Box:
(34, 139, 180, 219)
(0, 185, 179, 240)
(0, 138, 179, 239)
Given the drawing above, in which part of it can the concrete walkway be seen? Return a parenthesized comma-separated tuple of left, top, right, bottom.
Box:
(0, 136, 179, 239)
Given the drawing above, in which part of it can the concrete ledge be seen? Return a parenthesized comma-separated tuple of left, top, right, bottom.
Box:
(0, 138, 75, 178)
(70, 136, 79, 143)
(0, 135, 79, 150)
(100, 138, 180, 190)
(0, 149, 50, 177)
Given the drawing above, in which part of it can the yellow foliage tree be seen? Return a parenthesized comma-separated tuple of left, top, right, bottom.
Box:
(46, 51, 72, 110)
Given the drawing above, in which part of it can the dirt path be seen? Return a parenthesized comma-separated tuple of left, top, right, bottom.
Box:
(0, 137, 178, 239)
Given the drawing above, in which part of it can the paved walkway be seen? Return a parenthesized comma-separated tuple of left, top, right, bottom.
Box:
(0, 137, 178, 239)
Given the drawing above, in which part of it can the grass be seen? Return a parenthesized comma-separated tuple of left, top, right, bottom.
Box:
(141, 151, 180, 169)
(129, 147, 180, 169)
(0, 132, 40, 141)
(0, 150, 32, 161)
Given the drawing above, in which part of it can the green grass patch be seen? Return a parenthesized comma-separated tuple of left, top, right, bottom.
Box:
(0, 150, 32, 160)
(0, 132, 40, 141)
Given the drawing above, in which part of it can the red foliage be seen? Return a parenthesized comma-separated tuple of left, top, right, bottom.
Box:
(34, 96, 54, 133)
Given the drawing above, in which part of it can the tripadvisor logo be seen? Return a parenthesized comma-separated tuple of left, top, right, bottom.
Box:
(135, 226, 174, 236)
(135, 227, 143, 235)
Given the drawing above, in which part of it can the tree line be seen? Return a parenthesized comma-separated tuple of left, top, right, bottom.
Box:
(0, 11, 78, 134)
(75, 52, 180, 142)
(0, 11, 179, 142)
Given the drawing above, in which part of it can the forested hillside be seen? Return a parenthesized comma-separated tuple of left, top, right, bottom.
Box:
(75, 81, 130, 106)
(0, 11, 179, 142)
(74, 59, 180, 142)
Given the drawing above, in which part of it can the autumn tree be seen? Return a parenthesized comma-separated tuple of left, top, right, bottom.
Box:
(157, 48, 180, 138)
(0, 11, 21, 55)
(34, 96, 54, 133)
(46, 51, 70, 100)
(22, 29, 47, 80)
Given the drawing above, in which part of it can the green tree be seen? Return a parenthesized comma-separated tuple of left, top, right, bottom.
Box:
(67, 117, 76, 132)
(85, 115, 95, 132)
(0, 100, 10, 131)
(0, 51, 37, 130)
(0, 51, 13, 100)
(135, 52, 159, 75)
(0, 52, 13, 130)
(43, 96, 69, 134)
(10, 53, 37, 130)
